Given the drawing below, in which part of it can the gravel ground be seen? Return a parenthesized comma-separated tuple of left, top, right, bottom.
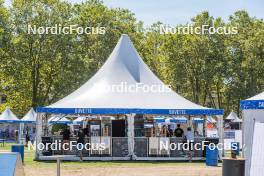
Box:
(24, 164, 221, 176)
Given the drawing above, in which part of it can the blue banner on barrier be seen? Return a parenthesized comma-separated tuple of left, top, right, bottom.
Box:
(37, 107, 224, 115)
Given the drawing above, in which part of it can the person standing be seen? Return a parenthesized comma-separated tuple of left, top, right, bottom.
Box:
(186, 127, 194, 162)
(61, 126, 71, 154)
(25, 130, 30, 147)
(174, 124, 184, 137)
(77, 129, 85, 161)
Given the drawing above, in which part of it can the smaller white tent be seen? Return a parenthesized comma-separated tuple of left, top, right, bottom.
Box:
(226, 111, 238, 120)
(21, 108, 37, 123)
(232, 117, 242, 123)
(226, 111, 242, 123)
(48, 116, 72, 124)
(73, 116, 87, 124)
(0, 108, 20, 123)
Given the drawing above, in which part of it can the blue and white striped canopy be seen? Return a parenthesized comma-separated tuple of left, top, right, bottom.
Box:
(154, 116, 204, 124)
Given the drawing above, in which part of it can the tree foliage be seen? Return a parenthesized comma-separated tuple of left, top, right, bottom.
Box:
(0, 1, 263, 117)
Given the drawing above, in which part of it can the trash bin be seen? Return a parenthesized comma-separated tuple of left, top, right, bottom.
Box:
(231, 142, 240, 156)
(11, 144, 24, 162)
(205, 146, 218, 166)
(223, 158, 245, 176)
(203, 138, 219, 157)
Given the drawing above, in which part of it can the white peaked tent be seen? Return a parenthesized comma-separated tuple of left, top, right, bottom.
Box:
(36, 34, 224, 160)
(37, 34, 223, 116)
(232, 116, 242, 123)
(73, 116, 87, 124)
(48, 116, 72, 124)
(225, 111, 242, 124)
(240, 92, 264, 176)
(21, 108, 37, 123)
(226, 111, 238, 120)
(0, 108, 20, 123)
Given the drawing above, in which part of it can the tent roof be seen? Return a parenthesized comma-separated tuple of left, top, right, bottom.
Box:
(73, 116, 87, 124)
(225, 111, 242, 123)
(0, 108, 20, 123)
(226, 111, 238, 120)
(21, 108, 37, 123)
(240, 92, 264, 109)
(37, 34, 223, 115)
(48, 116, 72, 124)
(247, 92, 264, 100)
(232, 117, 242, 123)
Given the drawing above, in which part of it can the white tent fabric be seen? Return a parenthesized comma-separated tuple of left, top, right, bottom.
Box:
(207, 116, 216, 123)
(241, 91, 264, 176)
(232, 117, 242, 123)
(0, 108, 20, 123)
(73, 116, 87, 124)
(48, 116, 72, 124)
(38, 34, 223, 115)
(247, 92, 264, 100)
(250, 122, 264, 176)
(21, 108, 37, 123)
(225, 111, 238, 120)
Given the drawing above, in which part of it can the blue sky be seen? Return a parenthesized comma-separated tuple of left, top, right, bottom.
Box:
(4, 0, 264, 25)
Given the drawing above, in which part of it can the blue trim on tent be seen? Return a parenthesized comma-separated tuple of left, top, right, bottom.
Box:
(48, 121, 72, 124)
(154, 118, 165, 123)
(240, 100, 264, 109)
(192, 119, 204, 124)
(0, 120, 21, 123)
(170, 119, 188, 123)
(21, 121, 36, 124)
(37, 107, 224, 115)
(73, 122, 83, 124)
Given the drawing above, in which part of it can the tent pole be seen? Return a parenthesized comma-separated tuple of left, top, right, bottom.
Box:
(35, 112, 44, 160)
(18, 123, 23, 144)
(241, 110, 245, 158)
(203, 115, 206, 137)
(127, 113, 135, 160)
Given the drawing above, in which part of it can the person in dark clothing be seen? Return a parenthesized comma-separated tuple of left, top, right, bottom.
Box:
(77, 129, 85, 161)
(174, 124, 184, 137)
(77, 129, 85, 144)
(25, 131, 30, 146)
(62, 127, 71, 141)
(167, 125, 173, 137)
(61, 126, 71, 154)
(83, 125, 89, 137)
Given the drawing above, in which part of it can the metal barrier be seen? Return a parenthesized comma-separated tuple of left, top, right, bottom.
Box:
(40, 136, 206, 159)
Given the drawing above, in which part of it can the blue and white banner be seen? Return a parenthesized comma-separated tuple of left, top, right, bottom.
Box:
(37, 107, 224, 115)
(240, 100, 264, 109)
